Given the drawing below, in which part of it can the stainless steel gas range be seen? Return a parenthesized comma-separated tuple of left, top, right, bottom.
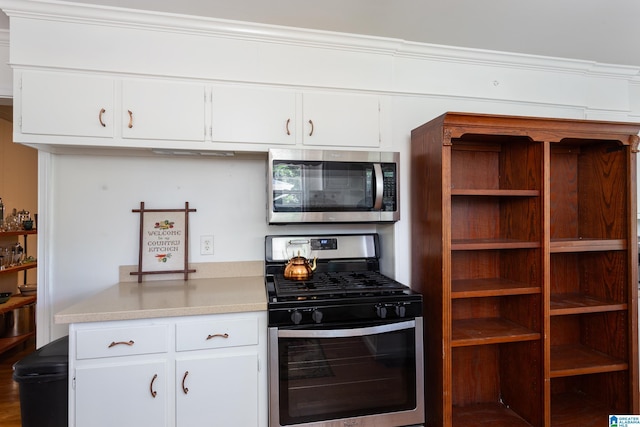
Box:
(265, 233, 425, 427)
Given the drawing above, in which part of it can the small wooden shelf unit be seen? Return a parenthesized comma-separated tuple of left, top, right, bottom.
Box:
(0, 295, 36, 355)
(0, 230, 37, 283)
(411, 112, 640, 427)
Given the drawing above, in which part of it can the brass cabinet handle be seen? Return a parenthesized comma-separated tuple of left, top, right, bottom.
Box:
(286, 118, 291, 135)
(150, 374, 158, 398)
(206, 333, 229, 340)
(181, 371, 189, 394)
(127, 110, 133, 128)
(308, 119, 314, 136)
(108, 340, 134, 348)
(98, 108, 106, 127)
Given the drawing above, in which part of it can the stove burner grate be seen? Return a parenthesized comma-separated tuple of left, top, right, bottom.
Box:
(272, 270, 408, 298)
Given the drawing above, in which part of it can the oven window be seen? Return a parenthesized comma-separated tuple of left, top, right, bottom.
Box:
(277, 325, 417, 425)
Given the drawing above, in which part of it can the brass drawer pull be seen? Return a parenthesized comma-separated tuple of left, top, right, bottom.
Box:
(206, 333, 229, 340)
(182, 371, 189, 394)
(108, 340, 134, 348)
(150, 374, 158, 398)
(127, 109, 134, 128)
(98, 108, 106, 127)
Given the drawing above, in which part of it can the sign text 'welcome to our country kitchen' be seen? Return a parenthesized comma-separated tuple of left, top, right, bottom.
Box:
(131, 202, 196, 283)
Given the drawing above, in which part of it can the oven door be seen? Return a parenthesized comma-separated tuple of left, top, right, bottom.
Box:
(268, 318, 424, 427)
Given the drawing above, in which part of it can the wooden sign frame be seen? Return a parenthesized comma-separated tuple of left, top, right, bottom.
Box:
(130, 201, 196, 283)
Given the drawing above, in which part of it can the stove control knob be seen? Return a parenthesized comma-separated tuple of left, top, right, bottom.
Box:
(311, 310, 324, 324)
(395, 305, 407, 318)
(376, 305, 388, 319)
(290, 310, 303, 325)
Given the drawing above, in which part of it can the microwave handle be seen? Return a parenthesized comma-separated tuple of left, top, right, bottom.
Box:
(373, 163, 384, 210)
(277, 320, 416, 339)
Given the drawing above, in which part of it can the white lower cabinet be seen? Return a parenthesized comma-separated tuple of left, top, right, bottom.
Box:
(69, 311, 267, 427)
(176, 354, 259, 427)
(75, 360, 169, 427)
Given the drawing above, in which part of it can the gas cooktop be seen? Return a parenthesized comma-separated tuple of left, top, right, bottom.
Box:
(271, 270, 413, 300)
(264, 234, 422, 326)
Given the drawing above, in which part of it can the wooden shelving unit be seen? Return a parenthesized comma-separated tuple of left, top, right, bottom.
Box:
(0, 295, 36, 355)
(0, 230, 37, 284)
(411, 112, 640, 427)
(0, 230, 37, 357)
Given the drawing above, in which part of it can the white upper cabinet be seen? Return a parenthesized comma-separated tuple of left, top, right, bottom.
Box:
(122, 79, 206, 142)
(210, 85, 381, 148)
(302, 92, 381, 148)
(15, 69, 383, 152)
(20, 71, 114, 138)
(211, 85, 296, 145)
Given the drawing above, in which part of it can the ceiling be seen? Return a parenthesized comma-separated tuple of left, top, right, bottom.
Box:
(1, 0, 639, 68)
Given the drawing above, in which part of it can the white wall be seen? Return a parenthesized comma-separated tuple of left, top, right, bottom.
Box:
(45, 153, 378, 339)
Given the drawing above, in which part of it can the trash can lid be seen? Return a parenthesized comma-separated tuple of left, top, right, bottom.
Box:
(13, 335, 69, 380)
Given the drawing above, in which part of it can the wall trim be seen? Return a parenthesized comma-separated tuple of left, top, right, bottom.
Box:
(0, 0, 638, 80)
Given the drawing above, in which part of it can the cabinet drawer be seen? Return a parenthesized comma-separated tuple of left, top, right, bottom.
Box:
(75, 324, 169, 360)
(176, 317, 258, 351)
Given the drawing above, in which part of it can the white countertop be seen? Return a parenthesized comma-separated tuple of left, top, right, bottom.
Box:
(54, 276, 267, 324)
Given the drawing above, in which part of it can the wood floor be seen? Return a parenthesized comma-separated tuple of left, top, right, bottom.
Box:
(0, 339, 35, 427)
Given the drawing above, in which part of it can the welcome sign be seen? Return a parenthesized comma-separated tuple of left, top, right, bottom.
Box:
(131, 202, 196, 283)
(142, 211, 184, 270)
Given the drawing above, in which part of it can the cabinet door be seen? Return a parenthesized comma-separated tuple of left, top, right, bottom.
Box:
(302, 92, 380, 147)
(211, 85, 296, 145)
(121, 79, 206, 142)
(20, 71, 114, 138)
(75, 360, 168, 427)
(176, 353, 259, 427)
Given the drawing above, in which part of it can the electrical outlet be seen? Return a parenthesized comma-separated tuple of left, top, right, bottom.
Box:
(200, 235, 214, 255)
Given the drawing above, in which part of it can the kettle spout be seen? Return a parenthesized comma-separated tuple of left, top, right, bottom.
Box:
(309, 257, 317, 271)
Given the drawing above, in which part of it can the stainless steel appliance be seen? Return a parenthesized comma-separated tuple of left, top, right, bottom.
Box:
(268, 149, 399, 224)
(265, 234, 424, 427)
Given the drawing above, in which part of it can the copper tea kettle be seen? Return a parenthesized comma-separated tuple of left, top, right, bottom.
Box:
(284, 252, 317, 280)
(283, 239, 317, 281)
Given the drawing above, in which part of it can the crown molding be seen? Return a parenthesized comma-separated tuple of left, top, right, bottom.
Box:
(0, 0, 638, 79)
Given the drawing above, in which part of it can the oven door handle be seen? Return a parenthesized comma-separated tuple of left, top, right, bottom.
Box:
(373, 163, 384, 210)
(277, 320, 416, 339)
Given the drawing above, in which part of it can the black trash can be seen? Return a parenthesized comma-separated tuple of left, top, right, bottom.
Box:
(12, 335, 69, 427)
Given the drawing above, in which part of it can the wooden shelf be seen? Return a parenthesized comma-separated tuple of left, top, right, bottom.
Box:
(0, 230, 37, 238)
(551, 391, 611, 427)
(452, 239, 541, 251)
(452, 317, 540, 347)
(550, 344, 627, 377)
(452, 278, 540, 298)
(0, 295, 37, 356)
(550, 293, 626, 315)
(0, 262, 37, 275)
(451, 189, 540, 197)
(0, 331, 35, 354)
(412, 113, 640, 426)
(0, 295, 36, 314)
(550, 238, 626, 253)
(453, 402, 533, 427)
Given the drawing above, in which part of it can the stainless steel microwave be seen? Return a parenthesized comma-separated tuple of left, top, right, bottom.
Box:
(268, 149, 399, 224)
